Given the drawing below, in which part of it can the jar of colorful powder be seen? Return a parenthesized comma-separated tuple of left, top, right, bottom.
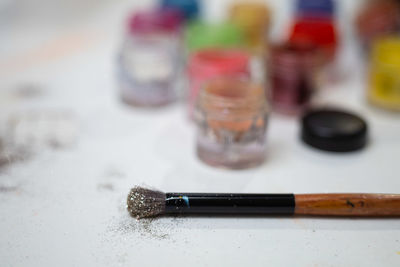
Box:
(356, 0, 400, 51)
(368, 37, 400, 111)
(118, 9, 183, 107)
(289, 0, 338, 62)
(229, 2, 271, 54)
(187, 48, 250, 118)
(267, 43, 322, 115)
(195, 77, 268, 169)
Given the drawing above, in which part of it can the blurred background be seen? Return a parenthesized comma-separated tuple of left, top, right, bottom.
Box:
(0, 0, 366, 86)
(0, 0, 399, 168)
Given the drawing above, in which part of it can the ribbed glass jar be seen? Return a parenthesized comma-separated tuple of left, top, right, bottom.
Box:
(267, 43, 321, 115)
(195, 77, 268, 169)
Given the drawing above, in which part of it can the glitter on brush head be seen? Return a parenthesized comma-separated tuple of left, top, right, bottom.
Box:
(127, 186, 166, 219)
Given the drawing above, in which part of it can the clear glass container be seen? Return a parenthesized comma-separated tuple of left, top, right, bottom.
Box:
(118, 9, 183, 107)
(195, 77, 268, 169)
(267, 43, 321, 115)
(368, 37, 400, 111)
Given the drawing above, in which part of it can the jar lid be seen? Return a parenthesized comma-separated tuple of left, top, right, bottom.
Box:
(301, 109, 368, 152)
(290, 18, 337, 46)
(296, 0, 335, 16)
(230, 2, 270, 28)
(161, 0, 199, 19)
(185, 21, 244, 52)
(128, 9, 183, 34)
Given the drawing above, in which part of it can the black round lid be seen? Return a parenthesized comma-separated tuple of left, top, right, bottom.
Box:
(301, 109, 368, 152)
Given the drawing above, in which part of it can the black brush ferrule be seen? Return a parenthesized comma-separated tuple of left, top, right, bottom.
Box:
(164, 193, 295, 215)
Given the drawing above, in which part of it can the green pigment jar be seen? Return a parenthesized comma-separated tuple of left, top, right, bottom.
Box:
(184, 20, 245, 52)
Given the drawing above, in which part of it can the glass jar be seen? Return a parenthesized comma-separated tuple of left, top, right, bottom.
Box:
(229, 2, 271, 54)
(368, 37, 400, 111)
(356, 0, 400, 51)
(267, 43, 321, 115)
(195, 77, 268, 169)
(118, 9, 183, 107)
(187, 49, 250, 118)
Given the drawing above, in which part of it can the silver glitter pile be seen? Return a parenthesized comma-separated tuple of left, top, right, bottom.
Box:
(126, 186, 166, 219)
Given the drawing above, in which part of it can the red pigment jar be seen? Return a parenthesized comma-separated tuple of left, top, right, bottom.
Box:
(289, 17, 337, 62)
(187, 49, 250, 117)
(356, 0, 400, 51)
(267, 43, 322, 115)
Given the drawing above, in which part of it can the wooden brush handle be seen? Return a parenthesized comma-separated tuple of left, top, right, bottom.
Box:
(295, 194, 400, 216)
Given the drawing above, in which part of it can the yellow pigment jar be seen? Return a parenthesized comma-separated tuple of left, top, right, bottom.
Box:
(229, 2, 271, 53)
(368, 37, 400, 111)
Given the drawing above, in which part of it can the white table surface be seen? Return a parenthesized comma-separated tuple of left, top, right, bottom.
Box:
(1, 0, 400, 266)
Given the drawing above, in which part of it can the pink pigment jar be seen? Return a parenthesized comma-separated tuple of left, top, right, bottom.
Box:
(118, 9, 184, 107)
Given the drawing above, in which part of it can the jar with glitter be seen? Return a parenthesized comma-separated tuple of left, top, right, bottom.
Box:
(118, 9, 183, 107)
(229, 2, 271, 54)
(356, 0, 400, 51)
(267, 43, 322, 115)
(194, 77, 268, 169)
(187, 49, 250, 118)
(368, 37, 400, 111)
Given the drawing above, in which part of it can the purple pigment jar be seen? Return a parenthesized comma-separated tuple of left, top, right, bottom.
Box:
(118, 9, 183, 107)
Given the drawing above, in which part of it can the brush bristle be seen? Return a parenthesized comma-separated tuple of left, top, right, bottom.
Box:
(127, 186, 166, 219)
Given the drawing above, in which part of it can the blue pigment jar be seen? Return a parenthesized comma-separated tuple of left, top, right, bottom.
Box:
(296, 0, 335, 17)
(161, 0, 199, 20)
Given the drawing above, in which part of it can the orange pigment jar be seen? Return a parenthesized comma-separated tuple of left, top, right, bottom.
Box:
(194, 77, 268, 169)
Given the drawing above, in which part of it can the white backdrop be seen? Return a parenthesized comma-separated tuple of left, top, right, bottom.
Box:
(1, 1, 400, 266)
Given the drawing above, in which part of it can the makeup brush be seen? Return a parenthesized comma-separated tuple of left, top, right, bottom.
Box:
(127, 186, 400, 219)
